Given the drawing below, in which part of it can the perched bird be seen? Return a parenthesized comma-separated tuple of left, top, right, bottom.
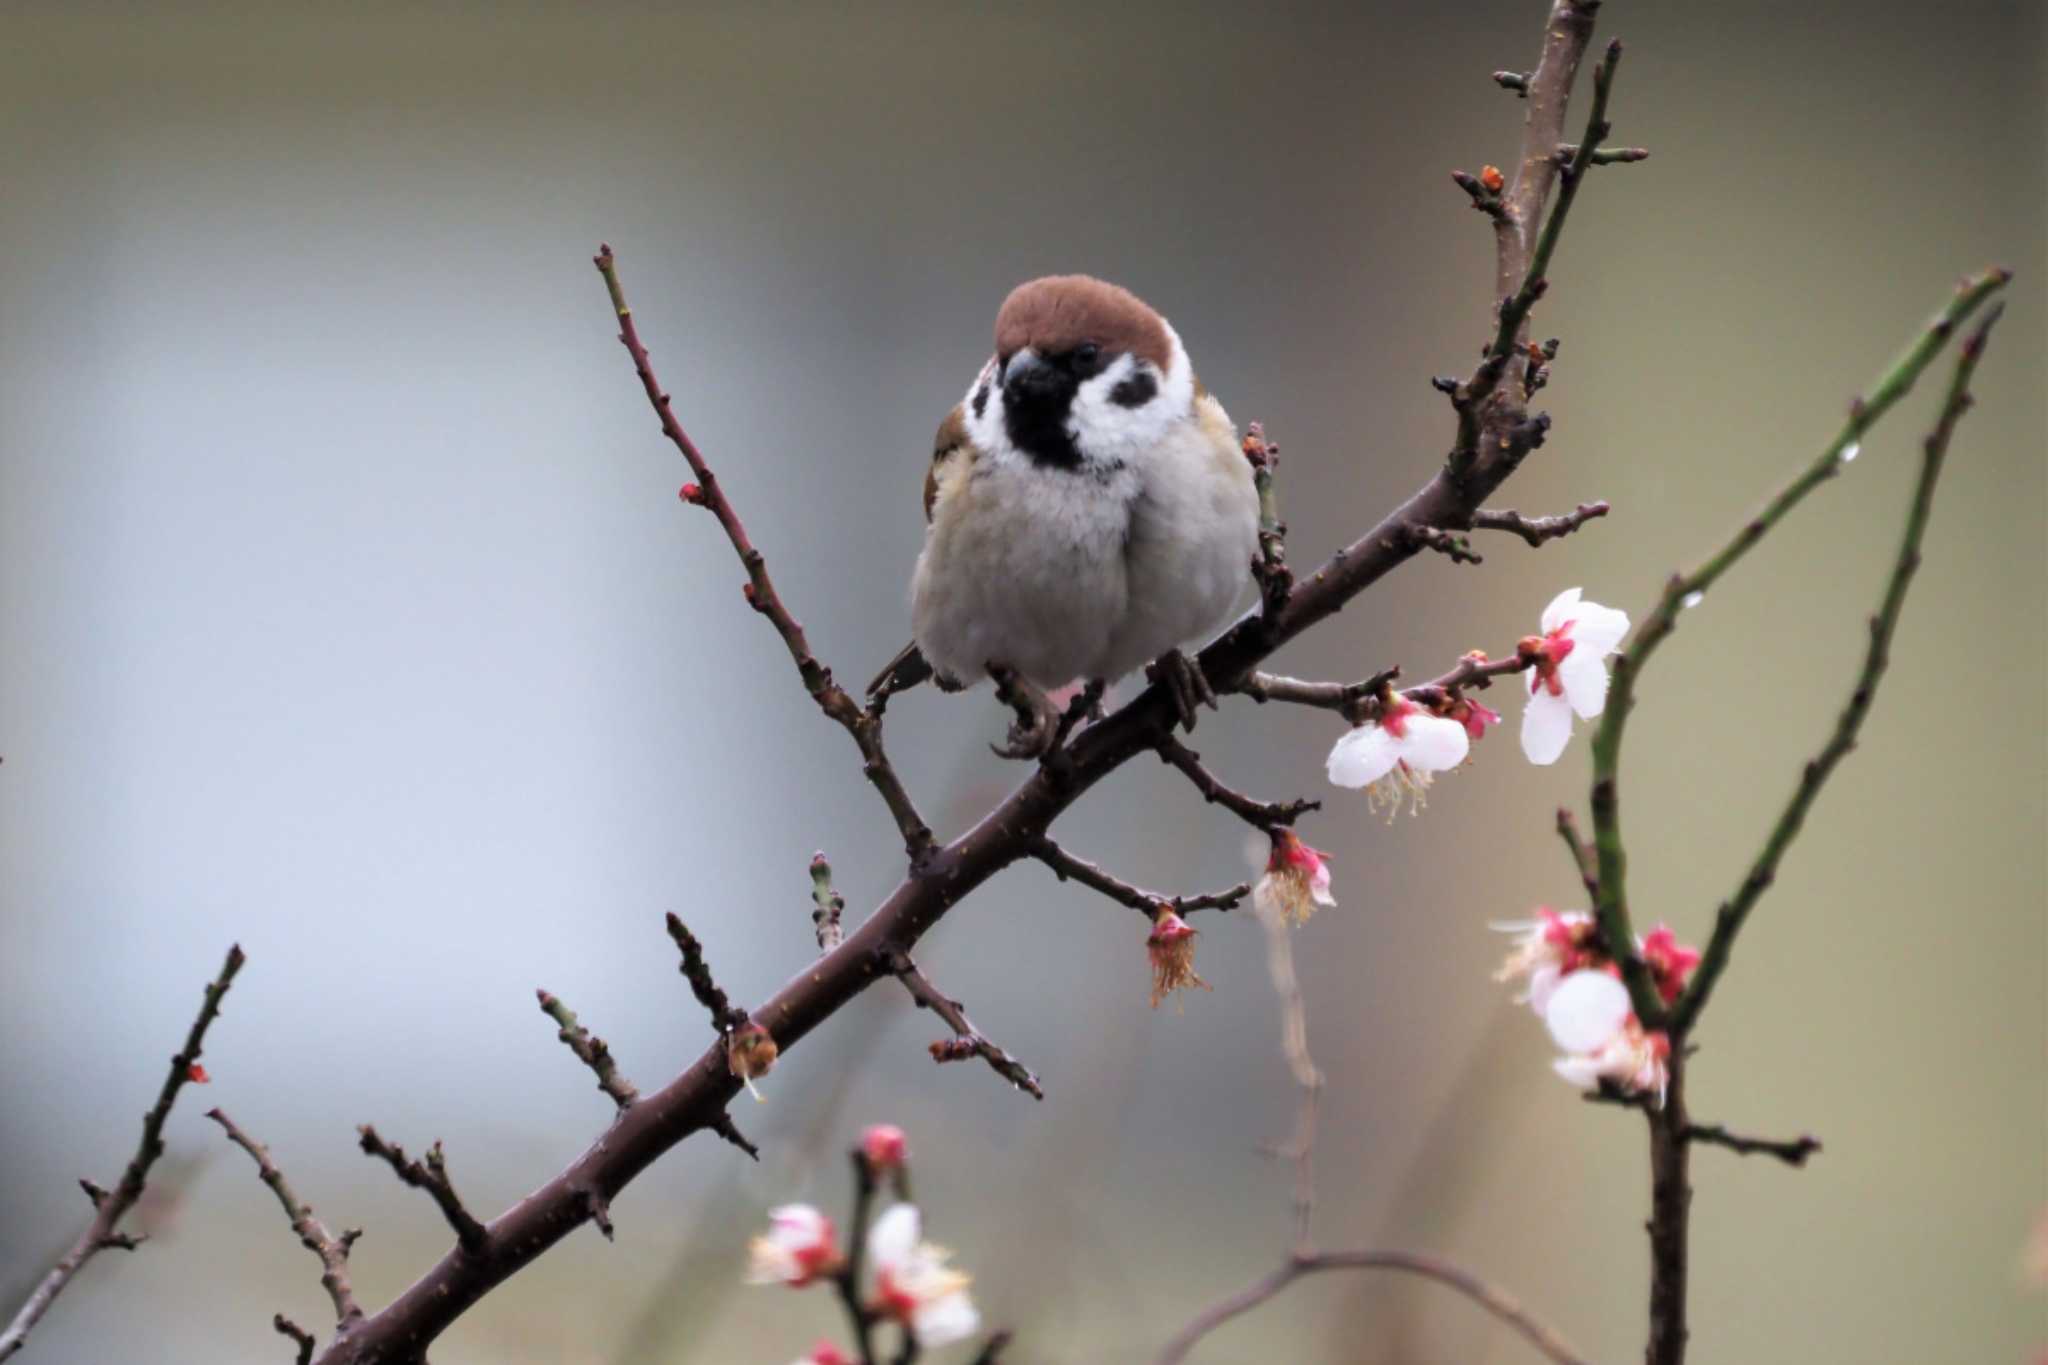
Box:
(868, 275, 1258, 757)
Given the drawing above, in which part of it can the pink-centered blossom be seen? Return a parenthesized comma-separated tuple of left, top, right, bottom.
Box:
(746, 1204, 841, 1287)
(1326, 695, 1470, 818)
(1147, 908, 1209, 1009)
(1640, 923, 1702, 1005)
(792, 1344, 855, 1365)
(866, 1203, 981, 1348)
(1252, 828, 1336, 926)
(1542, 969, 1670, 1105)
(1519, 588, 1630, 765)
(1491, 907, 1598, 1013)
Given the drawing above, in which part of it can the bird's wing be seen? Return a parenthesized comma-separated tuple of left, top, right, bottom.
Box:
(870, 406, 977, 700)
(923, 403, 975, 523)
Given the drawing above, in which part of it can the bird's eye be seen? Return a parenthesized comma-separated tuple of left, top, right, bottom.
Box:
(1073, 343, 1101, 367)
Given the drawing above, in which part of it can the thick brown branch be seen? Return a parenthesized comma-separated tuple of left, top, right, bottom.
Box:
(1155, 1249, 1589, 1365)
(209, 1109, 363, 1328)
(1029, 835, 1250, 917)
(596, 246, 935, 866)
(356, 1127, 486, 1251)
(890, 951, 1043, 1100)
(1154, 736, 1318, 831)
(663, 914, 750, 1035)
(0, 945, 245, 1360)
(1471, 500, 1610, 545)
(536, 990, 639, 1110)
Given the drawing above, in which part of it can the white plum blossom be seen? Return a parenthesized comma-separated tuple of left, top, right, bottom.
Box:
(867, 1203, 981, 1348)
(1326, 695, 1470, 818)
(746, 1204, 841, 1287)
(1519, 587, 1630, 765)
(1542, 969, 1670, 1105)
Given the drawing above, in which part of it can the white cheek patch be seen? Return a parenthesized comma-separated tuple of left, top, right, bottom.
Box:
(1067, 324, 1194, 468)
(961, 355, 1018, 463)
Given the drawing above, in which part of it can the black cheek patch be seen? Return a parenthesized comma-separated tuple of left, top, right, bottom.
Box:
(972, 383, 990, 419)
(1109, 370, 1157, 408)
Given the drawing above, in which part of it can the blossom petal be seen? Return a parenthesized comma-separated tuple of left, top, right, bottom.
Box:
(866, 1203, 920, 1266)
(1552, 1053, 1604, 1090)
(1543, 970, 1631, 1054)
(1540, 587, 1584, 635)
(1558, 645, 1611, 720)
(1519, 690, 1574, 765)
(1400, 713, 1471, 772)
(1326, 724, 1400, 787)
(913, 1289, 983, 1348)
(1570, 599, 1630, 654)
(1525, 963, 1562, 1014)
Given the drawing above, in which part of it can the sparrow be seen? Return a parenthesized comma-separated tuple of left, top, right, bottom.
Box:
(868, 275, 1259, 758)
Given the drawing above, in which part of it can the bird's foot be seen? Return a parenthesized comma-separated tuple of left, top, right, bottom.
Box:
(987, 664, 1061, 760)
(1149, 649, 1217, 733)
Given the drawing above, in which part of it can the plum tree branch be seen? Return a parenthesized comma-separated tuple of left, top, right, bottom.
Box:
(889, 950, 1044, 1100)
(296, 2, 1615, 1351)
(0, 944, 245, 1360)
(1668, 298, 2005, 1035)
(209, 1109, 364, 1330)
(1029, 834, 1251, 918)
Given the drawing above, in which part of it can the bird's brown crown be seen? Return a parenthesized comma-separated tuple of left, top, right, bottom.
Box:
(993, 275, 1172, 371)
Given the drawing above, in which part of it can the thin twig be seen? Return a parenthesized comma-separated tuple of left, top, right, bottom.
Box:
(1687, 1123, 1822, 1167)
(1407, 524, 1485, 564)
(831, 1148, 880, 1364)
(1155, 1250, 1589, 1365)
(356, 1126, 487, 1251)
(1669, 297, 2006, 1035)
(1583, 269, 2012, 1032)
(811, 852, 847, 954)
(1028, 835, 1250, 918)
(1154, 736, 1319, 831)
(208, 1109, 363, 1327)
(0, 945, 245, 1360)
(664, 914, 750, 1035)
(1471, 501, 1610, 545)
(536, 990, 639, 1110)
(968, 1329, 1015, 1365)
(596, 246, 935, 867)
(890, 950, 1044, 1100)
(274, 1314, 316, 1365)
(1555, 807, 1600, 901)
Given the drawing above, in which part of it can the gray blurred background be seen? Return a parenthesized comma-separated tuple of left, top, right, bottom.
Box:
(2, 3, 2041, 1362)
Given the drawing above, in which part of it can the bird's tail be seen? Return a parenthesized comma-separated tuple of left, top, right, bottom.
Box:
(866, 640, 935, 700)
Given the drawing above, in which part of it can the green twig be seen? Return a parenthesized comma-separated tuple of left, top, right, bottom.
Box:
(1669, 298, 2006, 1034)
(1588, 269, 2009, 1028)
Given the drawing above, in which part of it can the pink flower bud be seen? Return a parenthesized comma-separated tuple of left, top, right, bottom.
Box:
(861, 1124, 909, 1174)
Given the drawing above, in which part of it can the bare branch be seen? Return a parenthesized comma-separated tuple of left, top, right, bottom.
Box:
(1406, 524, 1485, 564)
(1156, 1249, 1590, 1365)
(273, 1314, 315, 1365)
(810, 851, 846, 953)
(664, 914, 750, 1035)
(1555, 807, 1600, 900)
(1669, 299, 2006, 1035)
(0, 945, 245, 1360)
(595, 246, 935, 867)
(1155, 736, 1319, 831)
(1559, 142, 1650, 164)
(1029, 835, 1250, 918)
(1687, 1123, 1822, 1167)
(536, 990, 639, 1110)
(890, 950, 1043, 1100)
(1471, 500, 1610, 546)
(356, 1126, 486, 1251)
(208, 1109, 362, 1327)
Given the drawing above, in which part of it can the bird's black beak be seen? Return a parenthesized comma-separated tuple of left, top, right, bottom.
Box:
(1001, 350, 1059, 404)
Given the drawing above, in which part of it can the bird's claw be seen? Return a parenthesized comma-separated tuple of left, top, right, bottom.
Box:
(987, 664, 1060, 761)
(1151, 649, 1217, 733)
